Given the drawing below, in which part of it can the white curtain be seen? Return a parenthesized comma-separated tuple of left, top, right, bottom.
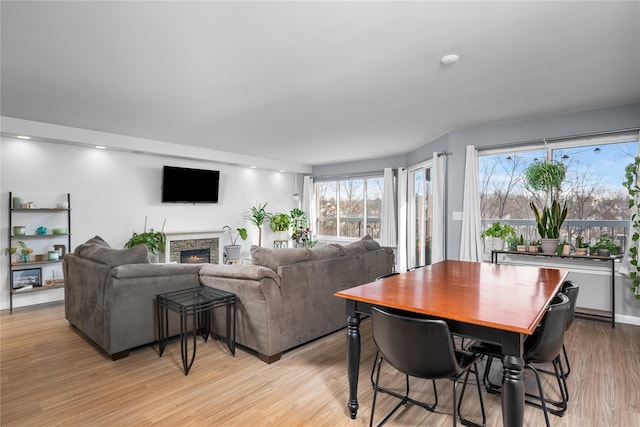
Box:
(619, 130, 640, 292)
(396, 168, 408, 272)
(380, 168, 397, 247)
(432, 153, 446, 263)
(460, 145, 483, 261)
(302, 176, 316, 233)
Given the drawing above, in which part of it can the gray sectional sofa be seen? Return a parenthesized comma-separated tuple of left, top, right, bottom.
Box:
(200, 237, 394, 362)
(63, 235, 394, 362)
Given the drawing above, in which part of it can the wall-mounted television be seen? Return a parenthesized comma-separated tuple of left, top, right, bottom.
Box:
(162, 166, 220, 203)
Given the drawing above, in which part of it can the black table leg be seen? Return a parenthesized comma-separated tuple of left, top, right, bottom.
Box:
(502, 355, 525, 426)
(158, 302, 168, 356)
(180, 309, 198, 375)
(346, 311, 361, 419)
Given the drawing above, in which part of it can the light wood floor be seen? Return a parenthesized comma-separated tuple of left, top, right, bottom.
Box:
(1, 302, 639, 426)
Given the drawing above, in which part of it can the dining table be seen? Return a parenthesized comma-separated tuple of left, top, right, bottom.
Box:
(334, 259, 568, 427)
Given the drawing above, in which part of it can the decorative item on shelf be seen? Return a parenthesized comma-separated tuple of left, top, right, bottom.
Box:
(22, 202, 33, 209)
(480, 221, 516, 252)
(574, 236, 589, 256)
(528, 240, 540, 253)
(52, 228, 67, 234)
(124, 217, 166, 259)
(35, 254, 46, 262)
(222, 225, 248, 261)
(558, 240, 571, 256)
(590, 234, 620, 258)
(269, 212, 291, 241)
(13, 225, 26, 236)
(17, 241, 32, 263)
(36, 226, 47, 235)
(12, 196, 22, 209)
(530, 200, 568, 254)
(53, 244, 66, 258)
(47, 250, 59, 262)
(245, 202, 270, 247)
(516, 235, 527, 252)
(56, 201, 69, 209)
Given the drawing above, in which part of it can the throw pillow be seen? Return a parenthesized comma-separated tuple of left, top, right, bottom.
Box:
(84, 235, 111, 248)
(308, 244, 344, 260)
(361, 235, 381, 250)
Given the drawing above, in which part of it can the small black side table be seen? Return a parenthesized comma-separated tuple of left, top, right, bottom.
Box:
(156, 286, 236, 375)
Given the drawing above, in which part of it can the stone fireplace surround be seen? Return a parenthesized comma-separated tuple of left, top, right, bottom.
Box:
(163, 231, 224, 265)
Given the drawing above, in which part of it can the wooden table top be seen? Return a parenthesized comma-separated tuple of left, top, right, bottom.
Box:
(335, 260, 569, 335)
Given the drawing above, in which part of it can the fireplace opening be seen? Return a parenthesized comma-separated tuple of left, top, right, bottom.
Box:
(180, 248, 210, 264)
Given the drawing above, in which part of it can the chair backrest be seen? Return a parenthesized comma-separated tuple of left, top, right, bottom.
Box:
(561, 280, 579, 331)
(523, 292, 570, 364)
(371, 306, 460, 379)
(376, 272, 400, 280)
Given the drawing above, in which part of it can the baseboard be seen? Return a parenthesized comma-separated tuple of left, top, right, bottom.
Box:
(615, 314, 640, 326)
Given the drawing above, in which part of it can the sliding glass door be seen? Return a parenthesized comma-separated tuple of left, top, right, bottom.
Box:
(408, 163, 432, 269)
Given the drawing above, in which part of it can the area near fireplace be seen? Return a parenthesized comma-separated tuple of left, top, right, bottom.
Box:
(164, 231, 224, 265)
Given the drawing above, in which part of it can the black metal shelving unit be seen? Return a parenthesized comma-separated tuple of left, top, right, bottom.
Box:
(8, 192, 71, 312)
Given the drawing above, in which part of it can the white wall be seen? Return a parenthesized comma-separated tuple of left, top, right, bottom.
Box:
(1, 135, 302, 310)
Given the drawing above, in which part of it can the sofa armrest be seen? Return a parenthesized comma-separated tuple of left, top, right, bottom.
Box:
(199, 264, 283, 359)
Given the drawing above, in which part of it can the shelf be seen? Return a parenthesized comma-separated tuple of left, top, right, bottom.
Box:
(11, 283, 64, 294)
(9, 192, 71, 312)
(10, 208, 70, 212)
(11, 233, 70, 239)
(11, 260, 63, 268)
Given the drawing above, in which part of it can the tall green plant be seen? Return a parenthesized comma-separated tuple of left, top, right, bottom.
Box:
(530, 199, 567, 239)
(623, 156, 640, 300)
(245, 202, 271, 246)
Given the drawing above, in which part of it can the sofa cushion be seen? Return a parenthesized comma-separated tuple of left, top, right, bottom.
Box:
(251, 246, 311, 272)
(308, 243, 344, 260)
(361, 234, 381, 250)
(74, 242, 150, 267)
(84, 235, 111, 248)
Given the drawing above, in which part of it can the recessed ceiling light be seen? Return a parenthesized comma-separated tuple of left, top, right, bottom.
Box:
(95, 145, 106, 150)
(249, 166, 257, 169)
(16, 135, 31, 139)
(440, 54, 460, 65)
(279, 169, 286, 173)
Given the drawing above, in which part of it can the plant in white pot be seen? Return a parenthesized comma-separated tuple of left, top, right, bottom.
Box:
(269, 213, 291, 241)
(525, 160, 568, 254)
(222, 225, 248, 261)
(481, 222, 516, 252)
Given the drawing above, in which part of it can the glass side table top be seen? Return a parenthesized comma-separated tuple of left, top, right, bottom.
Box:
(157, 286, 235, 314)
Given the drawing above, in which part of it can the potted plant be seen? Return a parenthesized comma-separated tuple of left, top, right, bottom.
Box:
(623, 156, 640, 299)
(17, 241, 32, 263)
(574, 236, 589, 256)
(528, 239, 541, 253)
(245, 202, 271, 247)
(125, 218, 166, 261)
(517, 235, 527, 252)
(590, 234, 620, 257)
(526, 160, 568, 254)
(481, 222, 516, 252)
(269, 213, 291, 241)
(290, 208, 309, 246)
(222, 225, 248, 260)
(530, 200, 568, 254)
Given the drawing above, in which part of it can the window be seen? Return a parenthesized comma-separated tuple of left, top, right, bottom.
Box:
(479, 133, 639, 246)
(315, 175, 383, 239)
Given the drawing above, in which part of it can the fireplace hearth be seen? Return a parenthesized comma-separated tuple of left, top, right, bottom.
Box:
(180, 248, 210, 264)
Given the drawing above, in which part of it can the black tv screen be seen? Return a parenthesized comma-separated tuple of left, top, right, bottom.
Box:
(162, 166, 220, 203)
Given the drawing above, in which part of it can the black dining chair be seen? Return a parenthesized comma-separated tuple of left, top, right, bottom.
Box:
(370, 306, 486, 427)
(559, 280, 579, 378)
(369, 272, 401, 389)
(468, 292, 570, 427)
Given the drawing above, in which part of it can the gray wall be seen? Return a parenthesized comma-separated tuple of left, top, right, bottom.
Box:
(312, 102, 640, 321)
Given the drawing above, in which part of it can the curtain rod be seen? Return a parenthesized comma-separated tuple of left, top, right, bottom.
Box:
(478, 127, 640, 152)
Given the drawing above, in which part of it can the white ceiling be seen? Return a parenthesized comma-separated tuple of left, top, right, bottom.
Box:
(2, 1, 639, 166)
